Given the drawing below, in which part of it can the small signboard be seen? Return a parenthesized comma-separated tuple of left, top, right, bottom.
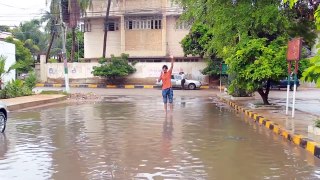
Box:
(287, 38, 302, 61)
(221, 64, 228, 75)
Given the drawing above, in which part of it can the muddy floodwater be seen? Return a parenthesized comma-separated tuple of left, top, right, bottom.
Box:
(0, 96, 319, 180)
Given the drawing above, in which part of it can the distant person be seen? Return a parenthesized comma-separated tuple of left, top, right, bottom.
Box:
(179, 72, 186, 90)
(158, 55, 175, 113)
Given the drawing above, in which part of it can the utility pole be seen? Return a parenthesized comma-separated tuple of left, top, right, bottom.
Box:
(59, 0, 70, 93)
(102, 0, 112, 58)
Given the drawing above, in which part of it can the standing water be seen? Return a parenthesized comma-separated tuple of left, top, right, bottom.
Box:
(0, 96, 319, 179)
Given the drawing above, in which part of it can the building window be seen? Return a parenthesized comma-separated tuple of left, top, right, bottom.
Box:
(125, 17, 162, 30)
(105, 21, 119, 31)
(176, 21, 191, 30)
(81, 22, 91, 32)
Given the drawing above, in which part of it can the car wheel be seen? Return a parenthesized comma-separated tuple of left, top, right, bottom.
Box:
(188, 83, 196, 90)
(0, 112, 6, 133)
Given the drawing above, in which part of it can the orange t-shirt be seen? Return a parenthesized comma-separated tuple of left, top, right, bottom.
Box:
(161, 69, 172, 90)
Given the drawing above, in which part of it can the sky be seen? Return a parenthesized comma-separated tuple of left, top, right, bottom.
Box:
(0, 0, 49, 27)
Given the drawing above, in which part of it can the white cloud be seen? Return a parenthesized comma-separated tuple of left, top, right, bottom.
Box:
(0, 0, 48, 26)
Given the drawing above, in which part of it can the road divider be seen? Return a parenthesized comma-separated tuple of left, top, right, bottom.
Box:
(36, 83, 212, 89)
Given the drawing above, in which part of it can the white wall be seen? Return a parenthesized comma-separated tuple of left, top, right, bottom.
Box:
(47, 63, 99, 79)
(84, 19, 122, 58)
(166, 16, 189, 57)
(129, 62, 207, 81)
(45, 61, 207, 83)
(0, 41, 16, 85)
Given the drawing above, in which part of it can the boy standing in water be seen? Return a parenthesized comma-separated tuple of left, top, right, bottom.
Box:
(158, 56, 174, 113)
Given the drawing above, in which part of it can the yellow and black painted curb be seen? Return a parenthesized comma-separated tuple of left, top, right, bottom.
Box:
(36, 83, 211, 89)
(218, 96, 320, 159)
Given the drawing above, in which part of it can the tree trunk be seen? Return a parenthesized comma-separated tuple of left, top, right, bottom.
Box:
(71, 27, 76, 62)
(102, 0, 112, 58)
(257, 79, 271, 105)
(46, 31, 56, 63)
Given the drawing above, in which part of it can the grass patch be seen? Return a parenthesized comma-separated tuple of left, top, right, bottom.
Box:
(40, 90, 68, 95)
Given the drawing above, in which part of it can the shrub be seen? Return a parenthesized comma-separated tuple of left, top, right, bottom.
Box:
(92, 54, 136, 81)
(0, 79, 33, 99)
(315, 120, 320, 128)
(48, 59, 58, 63)
(24, 71, 37, 89)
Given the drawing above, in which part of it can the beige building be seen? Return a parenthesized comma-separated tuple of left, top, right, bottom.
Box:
(82, 0, 199, 62)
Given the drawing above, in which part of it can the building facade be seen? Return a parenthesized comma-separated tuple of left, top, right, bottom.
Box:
(80, 0, 208, 84)
(82, 0, 196, 61)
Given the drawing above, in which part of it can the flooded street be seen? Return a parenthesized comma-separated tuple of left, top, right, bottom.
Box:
(0, 96, 319, 179)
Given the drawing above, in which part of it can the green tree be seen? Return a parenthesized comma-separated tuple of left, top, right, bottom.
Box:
(92, 54, 136, 81)
(47, 0, 91, 62)
(178, 0, 317, 104)
(283, 0, 320, 87)
(301, 53, 320, 87)
(66, 29, 84, 61)
(0, 25, 10, 32)
(5, 37, 33, 73)
(0, 56, 16, 89)
(227, 38, 287, 104)
(11, 19, 48, 60)
(41, 10, 60, 63)
(181, 23, 221, 77)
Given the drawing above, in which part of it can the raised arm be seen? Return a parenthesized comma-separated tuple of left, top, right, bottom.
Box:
(169, 55, 174, 71)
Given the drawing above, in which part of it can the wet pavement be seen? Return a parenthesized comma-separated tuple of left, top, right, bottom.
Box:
(267, 88, 320, 116)
(0, 96, 320, 179)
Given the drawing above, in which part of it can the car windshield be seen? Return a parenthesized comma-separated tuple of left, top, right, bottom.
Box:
(175, 75, 182, 80)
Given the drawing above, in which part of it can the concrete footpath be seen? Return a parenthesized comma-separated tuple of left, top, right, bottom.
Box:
(218, 88, 320, 159)
(1, 94, 67, 111)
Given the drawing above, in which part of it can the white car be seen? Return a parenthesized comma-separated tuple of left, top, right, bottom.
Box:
(156, 74, 202, 90)
(0, 102, 8, 133)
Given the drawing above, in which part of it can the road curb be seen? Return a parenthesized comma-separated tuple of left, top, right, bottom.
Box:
(6, 96, 67, 111)
(217, 95, 320, 159)
(36, 83, 212, 89)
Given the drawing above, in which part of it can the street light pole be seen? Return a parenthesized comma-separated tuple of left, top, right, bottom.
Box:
(59, 1, 70, 93)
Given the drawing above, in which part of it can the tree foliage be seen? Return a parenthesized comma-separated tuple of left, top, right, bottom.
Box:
(227, 38, 287, 103)
(0, 25, 10, 32)
(92, 54, 136, 80)
(178, 0, 317, 104)
(66, 29, 84, 61)
(0, 56, 16, 87)
(181, 23, 213, 58)
(301, 53, 320, 87)
(5, 37, 33, 73)
(11, 19, 48, 58)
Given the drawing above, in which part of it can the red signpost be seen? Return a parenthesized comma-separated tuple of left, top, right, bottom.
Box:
(286, 38, 302, 118)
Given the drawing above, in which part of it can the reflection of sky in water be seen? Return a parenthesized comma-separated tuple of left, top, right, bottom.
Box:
(0, 144, 53, 180)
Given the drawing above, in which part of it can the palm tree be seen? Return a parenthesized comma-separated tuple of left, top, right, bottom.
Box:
(0, 56, 16, 89)
(11, 19, 46, 61)
(46, 0, 91, 62)
(41, 10, 59, 63)
(102, 0, 112, 58)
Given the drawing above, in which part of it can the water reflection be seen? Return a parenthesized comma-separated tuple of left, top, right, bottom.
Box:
(0, 97, 319, 179)
(163, 114, 173, 140)
(0, 134, 8, 160)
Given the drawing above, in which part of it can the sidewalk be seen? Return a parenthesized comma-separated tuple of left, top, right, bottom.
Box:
(1, 94, 67, 111)
(218, 88, 320, 159)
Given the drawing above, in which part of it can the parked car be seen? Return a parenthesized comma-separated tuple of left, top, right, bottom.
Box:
(0, 102, 8, 133)
(269, 78, 300, 91)
(156, 74, 202, 90)
(18, 73, 29, 80)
